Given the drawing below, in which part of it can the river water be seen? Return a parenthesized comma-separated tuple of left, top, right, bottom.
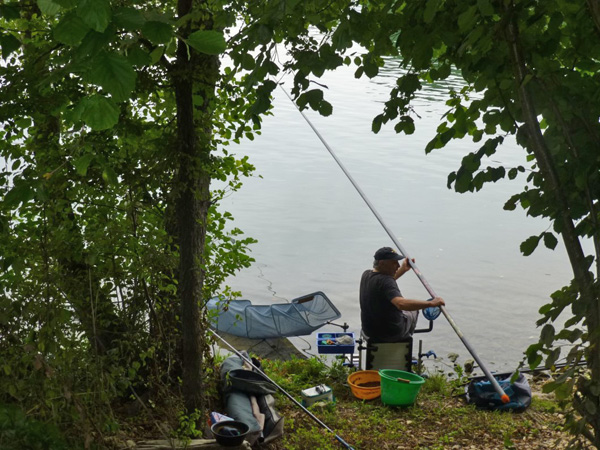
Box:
(217, 57, 574, 373)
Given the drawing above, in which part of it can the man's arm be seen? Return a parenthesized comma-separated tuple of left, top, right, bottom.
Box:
(393, 258, 414, 280)
(391, 296, 445, 311)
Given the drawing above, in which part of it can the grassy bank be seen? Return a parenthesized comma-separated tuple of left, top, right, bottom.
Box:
(257, 356, 590, 450)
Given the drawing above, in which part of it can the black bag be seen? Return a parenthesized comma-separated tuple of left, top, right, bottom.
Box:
(465, 373, 532, 412)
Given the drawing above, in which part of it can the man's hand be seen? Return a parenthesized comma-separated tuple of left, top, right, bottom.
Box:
(429, 296, 445, 307)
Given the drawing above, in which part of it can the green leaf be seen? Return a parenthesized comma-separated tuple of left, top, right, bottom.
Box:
(4, 183, 34, 208)
(363, 58, 379, 78)
(318, 100, 333, 117)
(77, 0, 111, 32)
(113, 7, 145, 30)
(461, 152, 480, 172)
(520, 235, 540, 256)
(186, 30, 226, 55)
(55, 0, 77, 7)
(454, 168, 473, 193)
(545, 347, 561, 369)
(503, 194, 519, 211)
(457, 5, 477, 32)
(142, 21, 173, 45)
(79, 94, 120, 130)
(584, 399, 597, 416)
(424, 0, 442, 24)
(526, 350, 542, 369)
(102, 166, 119, 186)
(37, 0, 62, 16)
(89, 51, 136, 102)
(0, 4, 21, 20)
(256, 24, 273, 45)
(73, 154, 94, 176)
(127, 47, 151, 67)
(477, 0, 494, 16)
(297, 89, 323, 111)
(149, 46, 164, 64)
(543, 232, 558, 250)
(372, 115, 383, 134)
(76, 29, 112, 58)
(520, 73, 533, 88)
(540, 324, 555, 346)
(241, 52, 255, 70)
(331, 20, 351, 50)
(53, 12, 90, 46)
(1, 34, 21, 59)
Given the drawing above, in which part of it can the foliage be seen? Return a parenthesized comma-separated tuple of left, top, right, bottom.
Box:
(0, 404, 74, 450)
(262, 356, 336, 392)
(173, 408, 203, 441)
(421, 373, 453, 396)
(0, 0, 352, 445)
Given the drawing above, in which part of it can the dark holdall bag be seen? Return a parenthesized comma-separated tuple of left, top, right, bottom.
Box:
(220, 353, 284, 445)
(465, 372, 532, 412)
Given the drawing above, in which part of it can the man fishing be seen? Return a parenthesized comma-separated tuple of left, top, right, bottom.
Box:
(360, 247, 445, 342)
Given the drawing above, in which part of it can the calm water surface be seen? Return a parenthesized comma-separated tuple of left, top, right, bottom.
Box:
(217, 58, 574, 372)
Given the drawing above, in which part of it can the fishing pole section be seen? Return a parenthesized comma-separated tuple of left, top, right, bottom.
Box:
(278, 84, 510, 404)
(209, 329, 356, 450)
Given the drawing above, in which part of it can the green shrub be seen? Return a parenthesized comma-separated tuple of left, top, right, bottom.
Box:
(0, 404, 75, 450)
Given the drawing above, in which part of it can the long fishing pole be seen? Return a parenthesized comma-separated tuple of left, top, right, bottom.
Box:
(279, 85, 510, 404)
(468, 359, 589, 380)
(208, 329, 356, 450)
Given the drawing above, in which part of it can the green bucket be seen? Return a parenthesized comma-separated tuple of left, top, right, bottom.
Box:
(379, 369, 425, 406)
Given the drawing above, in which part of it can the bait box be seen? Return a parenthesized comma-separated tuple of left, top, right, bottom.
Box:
(301, 384, 333, 407)
(317, 332, 355, 354)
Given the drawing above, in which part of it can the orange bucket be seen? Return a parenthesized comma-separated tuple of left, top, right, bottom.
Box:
(347, 370, 381, 400)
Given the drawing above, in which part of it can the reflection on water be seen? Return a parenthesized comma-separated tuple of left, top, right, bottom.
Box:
(217, 57, 573, 372)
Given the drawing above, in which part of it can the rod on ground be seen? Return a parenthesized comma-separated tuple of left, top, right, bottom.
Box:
(280, 85, 510, 404)
(209, 329, 356, 450)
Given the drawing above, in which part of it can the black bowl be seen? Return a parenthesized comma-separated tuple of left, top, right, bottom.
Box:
(211, 420, 250, 447)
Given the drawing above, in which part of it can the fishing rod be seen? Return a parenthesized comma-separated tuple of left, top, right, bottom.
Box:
(208, 329, 356, 450)
(279, 84, 510, 404)
(468, 359, 589, 380)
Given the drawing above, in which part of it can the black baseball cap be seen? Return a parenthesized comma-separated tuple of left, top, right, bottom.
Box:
(374, 247, 405, 261)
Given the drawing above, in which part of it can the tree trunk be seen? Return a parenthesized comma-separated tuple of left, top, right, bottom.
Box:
(174, 0, 219, 414)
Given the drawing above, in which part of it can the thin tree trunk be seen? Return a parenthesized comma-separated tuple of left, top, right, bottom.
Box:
(174, 0, 219, 414)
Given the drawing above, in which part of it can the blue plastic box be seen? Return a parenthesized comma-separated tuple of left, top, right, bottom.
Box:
(317, 332, 355, 354)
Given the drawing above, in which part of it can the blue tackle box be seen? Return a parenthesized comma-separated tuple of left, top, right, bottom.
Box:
(317, 332, 355, 354)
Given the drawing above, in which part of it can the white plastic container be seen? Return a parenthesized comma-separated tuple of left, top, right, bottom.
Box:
(301, 384, 333, 407)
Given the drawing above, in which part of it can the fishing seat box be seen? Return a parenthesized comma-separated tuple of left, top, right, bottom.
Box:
(358, 330, 413, 372)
